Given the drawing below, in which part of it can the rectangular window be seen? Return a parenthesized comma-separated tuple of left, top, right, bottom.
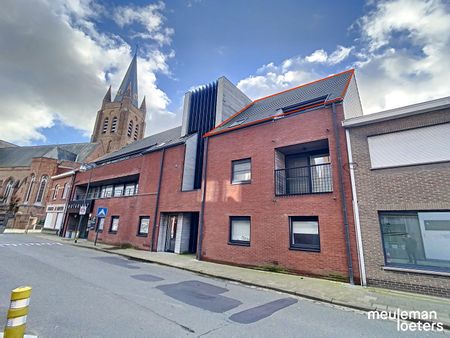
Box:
(380, 211, 450, 272)
(290, 216, 320, 252)
(368, 123, 450, 169)
(101, 185, 113, 198)
(113, 185, 124, 197)
(232, 158, 251, 184)
(124, 183, 136, 196)
(229, 216, 251, 245)
(110, 216, 119, 233)
(98, 218, 105, 232)
(138, 216, 150, 236)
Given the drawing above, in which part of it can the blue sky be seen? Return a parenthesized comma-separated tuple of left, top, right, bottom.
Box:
(1, 0, 449, 145)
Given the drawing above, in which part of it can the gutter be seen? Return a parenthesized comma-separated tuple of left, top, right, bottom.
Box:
(345, 129, 367, 286)
(197, 137, 209, 260)
(331, 102, 354, 285)
(150, 148, 165, 252)
(51, 170, 76, 180)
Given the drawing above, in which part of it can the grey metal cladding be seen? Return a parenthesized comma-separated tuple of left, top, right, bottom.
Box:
(95, 126, 184, 163)
(215, 71, 352, 132)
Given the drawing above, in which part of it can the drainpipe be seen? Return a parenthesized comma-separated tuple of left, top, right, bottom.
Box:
(345, 129, 367, 286)
(331, 102, 354, 285)
(197, 137, 209, 260)
(151, 148, 166, 251)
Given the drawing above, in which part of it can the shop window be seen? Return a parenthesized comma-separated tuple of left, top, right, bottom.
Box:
(380, 212, 450, 271)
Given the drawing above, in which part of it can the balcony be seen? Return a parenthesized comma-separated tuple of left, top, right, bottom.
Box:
(275, 163, 332, 196)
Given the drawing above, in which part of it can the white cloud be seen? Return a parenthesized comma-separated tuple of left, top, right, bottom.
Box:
(305, 49, 328, 63)
(237, 0, 450, 115)
(0, 0, 176, 145)
(113, 2, 174, 46)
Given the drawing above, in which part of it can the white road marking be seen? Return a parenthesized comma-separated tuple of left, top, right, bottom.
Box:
(0, 242, 63, 248)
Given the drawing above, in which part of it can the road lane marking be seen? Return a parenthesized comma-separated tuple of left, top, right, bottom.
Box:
(0, 242, 63, 248)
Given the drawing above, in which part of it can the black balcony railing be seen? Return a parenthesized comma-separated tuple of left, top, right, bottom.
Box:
(275, 163, 333, 196)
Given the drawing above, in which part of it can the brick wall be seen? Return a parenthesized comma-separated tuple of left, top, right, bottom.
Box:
(202, 104, 360, 281)
(78, 144, 201, 249)
(348, 107, 450, 297)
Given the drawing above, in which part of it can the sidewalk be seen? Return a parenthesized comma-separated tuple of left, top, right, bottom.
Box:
(37, 233, 450, 328)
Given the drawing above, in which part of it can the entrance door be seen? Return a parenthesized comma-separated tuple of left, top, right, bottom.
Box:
(165, 215, 178, 252)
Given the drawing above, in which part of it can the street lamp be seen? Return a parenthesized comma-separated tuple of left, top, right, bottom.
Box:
(74, 163, 96, 243)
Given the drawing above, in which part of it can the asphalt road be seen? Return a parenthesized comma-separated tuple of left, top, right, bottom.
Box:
(0, 234, 447, 338)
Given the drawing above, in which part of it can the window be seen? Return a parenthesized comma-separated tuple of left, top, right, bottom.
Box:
(2, 180, 14, 204)
(98, 218, 105, 232)
(138, 216, 150, 236)
(24, 175, 35, 203)
(110, 216, 119, 233)
(134, 124, 139, 140)
(127, 120, 133, 137)
(102, 117, 109, 133)
(62, 183, 70, 199)
(101, 185, 113, 198)
(52, 185, 60, 200)
(229, 216, 251, 245)
(124, 183, 136, 196)
(35, 175, 48, 203)
(111, 117, 118, 133)
(290, 216, 320, 252)
(232, 158, 251, 184)
(380, 211, 450, 271)
(368, 123, 450, 169)
(113, 185, 124, 197)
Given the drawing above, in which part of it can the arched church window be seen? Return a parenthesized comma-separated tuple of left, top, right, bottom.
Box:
(35, 175, 48, 203)
(52, 184, 60, 200)
(24, 174, 35, 202)
(111, 117, 118, 133)
(127, 120, 134, 137)
(102, 117, 109, 133)
(134, 124, 139, 140)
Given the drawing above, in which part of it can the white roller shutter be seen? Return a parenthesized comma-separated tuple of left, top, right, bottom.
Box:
(368, 123, 450, 169)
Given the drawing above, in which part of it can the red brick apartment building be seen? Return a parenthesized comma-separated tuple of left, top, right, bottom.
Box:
(62, 70, 365, 283)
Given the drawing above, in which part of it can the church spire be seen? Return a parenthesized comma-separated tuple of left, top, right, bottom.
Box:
(114, 52, 138, 107)
(103, 85, 112, 103)
(139, 96, 146, 114)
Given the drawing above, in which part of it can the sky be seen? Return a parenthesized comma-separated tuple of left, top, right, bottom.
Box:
(0, 0, 449, 146)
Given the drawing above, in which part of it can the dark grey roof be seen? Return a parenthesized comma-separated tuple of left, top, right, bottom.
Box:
(95, 126, 186, 164)
(0, 140, 18, 148)
(210, 70, 354, 134)
(0, 143, 99, 168)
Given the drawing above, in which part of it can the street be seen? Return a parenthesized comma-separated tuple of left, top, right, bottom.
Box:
(0, 234, 446, 337)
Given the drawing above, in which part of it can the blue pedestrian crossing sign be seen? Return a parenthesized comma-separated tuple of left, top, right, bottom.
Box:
(97, 207, 108, 218)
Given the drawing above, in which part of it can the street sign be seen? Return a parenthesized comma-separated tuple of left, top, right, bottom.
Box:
(79, 205, 87, 215)
(97, 207, 108, 218)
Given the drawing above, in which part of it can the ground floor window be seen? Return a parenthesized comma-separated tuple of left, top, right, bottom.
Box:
(289, 216, 320, 252)
(229, 216, 250, 245)
(138, 216, 150, 236)
(110, 216, 119, 233)
(380, 211, 450, 271)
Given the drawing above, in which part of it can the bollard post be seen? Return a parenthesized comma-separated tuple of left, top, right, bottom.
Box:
(4, 286, 32, 338)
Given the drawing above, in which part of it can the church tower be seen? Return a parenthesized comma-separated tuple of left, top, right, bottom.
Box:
(91, 53, 146, 154)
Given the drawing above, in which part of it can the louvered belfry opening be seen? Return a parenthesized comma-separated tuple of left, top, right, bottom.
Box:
(187, 81, 218, 189)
